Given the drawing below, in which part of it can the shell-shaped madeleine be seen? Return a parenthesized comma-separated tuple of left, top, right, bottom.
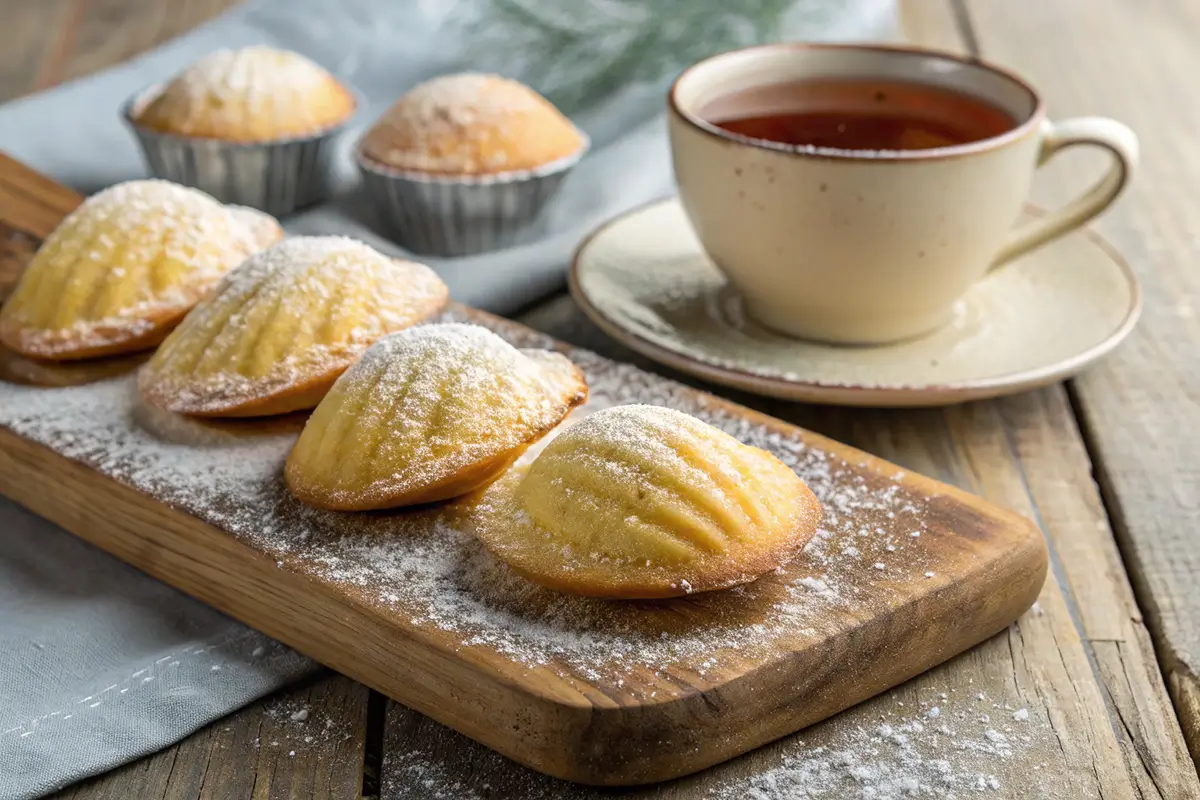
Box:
(468, 404, 822, 599)
(0, 180, 281, 360)
(284, 323, 587, 510)
(138, 236, 448, 417)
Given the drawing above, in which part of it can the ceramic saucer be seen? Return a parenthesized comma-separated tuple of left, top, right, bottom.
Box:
(569, 198, 1141, 407)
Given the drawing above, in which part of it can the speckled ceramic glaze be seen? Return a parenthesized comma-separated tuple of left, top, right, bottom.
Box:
(570, 199, 1141, 408)
(668, 43, 1138, 344)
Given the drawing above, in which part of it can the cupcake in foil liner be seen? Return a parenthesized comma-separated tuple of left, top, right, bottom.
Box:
(357, 139, 588, 258)
(122, 77, 357, 218)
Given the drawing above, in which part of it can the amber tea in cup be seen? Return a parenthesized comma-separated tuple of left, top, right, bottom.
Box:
(668, 44, 1138, 344)
(699, 78, 1017, 152)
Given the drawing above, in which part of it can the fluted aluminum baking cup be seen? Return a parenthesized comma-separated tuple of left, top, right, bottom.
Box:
(123, 84, 356, 217)
(357, 137, 589, 257)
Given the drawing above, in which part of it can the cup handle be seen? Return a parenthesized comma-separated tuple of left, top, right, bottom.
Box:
(990, 117, 1139, 270)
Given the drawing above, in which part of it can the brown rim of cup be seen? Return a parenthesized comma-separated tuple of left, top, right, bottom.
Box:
(667, 42, 1046, 163)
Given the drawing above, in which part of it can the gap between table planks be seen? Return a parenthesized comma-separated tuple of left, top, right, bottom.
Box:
(960, 0, 1200, 775)
(0, 0, 1194, 797)
(376, 1, 1200, 796)
(0, 149, 1055, 788)
(376, 301, 1200, 799)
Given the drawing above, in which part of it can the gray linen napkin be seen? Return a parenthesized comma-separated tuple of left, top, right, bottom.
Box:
(0, 1, 895, 796)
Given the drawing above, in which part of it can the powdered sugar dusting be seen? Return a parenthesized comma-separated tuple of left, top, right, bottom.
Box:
(0, 180, 275, 357)
(469, 402, 822, 596)
(139, 236, 446, 414)
(135, 46, 353, 140)
(174, 47, 333, 95)
(383, 690, 1059, 798)
(715, 700, 1053, 799)
(227, 206, 285, 250)
(361, 72, 584, 174)
(286, 322, 583, 508)
(398, 73, 544, 127)
(1, 310, 944, 682)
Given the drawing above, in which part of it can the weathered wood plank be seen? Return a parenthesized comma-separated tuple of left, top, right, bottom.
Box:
(375, 0, 1198, 790)
(516, 297, 1196, 797)
(2, 2, 374, 799)
(382, 302, 1110, 799)
(962, 0, 1200, 771)
(2, 0, 1194, 796)
(52, 674, 369, 800)
(0, 0, 242, 103)
(0, 0, 72, 101)
(0, 152, 84, 242)
(56, 0, 241, 86)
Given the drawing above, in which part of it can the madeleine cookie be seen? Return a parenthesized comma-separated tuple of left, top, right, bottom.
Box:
(357, 73, 588, 255)
(285, 323, 587, 510)
(0, 180, 281, 361)
(126, 47, 358, 215)
(138, 236, 448, 417)
(469, 404, 822, 599)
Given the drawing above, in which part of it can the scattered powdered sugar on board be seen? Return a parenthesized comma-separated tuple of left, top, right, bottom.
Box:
(0, 310, 948, 682)
(139, 235, 446, 414)
(383, 691, 1059, 799)
(705, 693, 1055, 799)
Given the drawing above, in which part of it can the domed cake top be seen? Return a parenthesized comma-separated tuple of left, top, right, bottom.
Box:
(359, 72, 586, 176)
(133, 46, 356, 141)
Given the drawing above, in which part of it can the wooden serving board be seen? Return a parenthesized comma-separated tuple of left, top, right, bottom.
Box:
(0, 154, 1048, 786)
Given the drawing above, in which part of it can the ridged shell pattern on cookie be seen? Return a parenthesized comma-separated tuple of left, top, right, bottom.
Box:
(0, 179, 279, 360)
(139, 236, 448, 417)
(284, 323, 586, 510)
(472, 404, 822, 598)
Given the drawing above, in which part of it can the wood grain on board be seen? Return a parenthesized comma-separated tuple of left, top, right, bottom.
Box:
(1, 0, 1197, 797)
(371, 1, 1200, 796)
(0, 363, 1049, 786)
(0, 152, 82, 243)
(375, 295, 1194, 798)
(962, 0, 1200, 771)
(0, 160, 1050, 784)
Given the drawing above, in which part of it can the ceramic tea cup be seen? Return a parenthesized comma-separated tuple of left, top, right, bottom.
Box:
(668, 43, 1139, 344)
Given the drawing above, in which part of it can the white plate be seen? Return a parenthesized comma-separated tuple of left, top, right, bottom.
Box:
(570, 198, 1141, 407)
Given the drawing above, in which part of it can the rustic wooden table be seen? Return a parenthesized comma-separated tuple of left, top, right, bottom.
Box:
(2, 0, 1198, 797)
